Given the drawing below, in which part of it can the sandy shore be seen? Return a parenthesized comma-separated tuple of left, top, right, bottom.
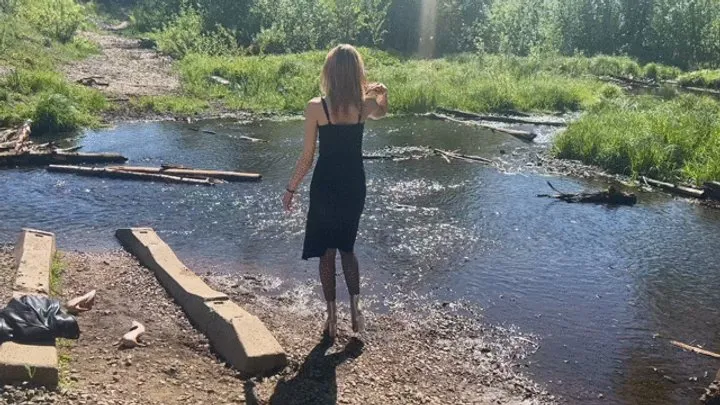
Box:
(0, 246, 554, 404)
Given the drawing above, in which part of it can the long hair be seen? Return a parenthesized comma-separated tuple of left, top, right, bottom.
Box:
(320, 44, 366, 117)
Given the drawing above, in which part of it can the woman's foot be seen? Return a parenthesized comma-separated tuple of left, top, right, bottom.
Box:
(324, 301, 338, 340)
(350, 295, 365, 333)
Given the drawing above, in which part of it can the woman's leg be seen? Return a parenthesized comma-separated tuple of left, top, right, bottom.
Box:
(320, 249, 338, 338)
(340, 251, 364, 332)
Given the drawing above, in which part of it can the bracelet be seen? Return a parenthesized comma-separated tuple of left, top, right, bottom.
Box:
(286, 187, 296, 194)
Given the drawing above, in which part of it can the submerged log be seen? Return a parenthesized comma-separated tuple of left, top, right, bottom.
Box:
(670, 340, 720, 359)
(643, 177, 706, 199)
(426, 112, 537, 142)
(0, 151, 128, 167)
(47, 165, 222, 186)
(432, 148, 494, 164)
(106, 165, 262, 182)
(701, 369, 720, 405)
(538, 181, 637, 206)
(436, 107, 567, 127)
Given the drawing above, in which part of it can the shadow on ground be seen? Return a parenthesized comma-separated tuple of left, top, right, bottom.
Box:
(246, 337, 364, 405)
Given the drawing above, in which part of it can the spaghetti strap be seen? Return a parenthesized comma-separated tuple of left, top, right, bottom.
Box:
(321, 98, 332, 124)
(358, 102, 363, 124)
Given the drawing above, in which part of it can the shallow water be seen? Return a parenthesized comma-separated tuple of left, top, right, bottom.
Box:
(2, 117, 720, 404)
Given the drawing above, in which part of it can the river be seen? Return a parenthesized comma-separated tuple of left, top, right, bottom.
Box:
(2, 116, 720, 404)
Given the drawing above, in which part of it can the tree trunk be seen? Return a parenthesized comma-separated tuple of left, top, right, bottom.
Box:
(0, 151, 128, 167)
(426, 113, 537, 142)
(436, 107, 567, 127)
(643, 177, 706, 199)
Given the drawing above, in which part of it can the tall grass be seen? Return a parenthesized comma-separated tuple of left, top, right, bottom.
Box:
(178, 51, 622, 114)
(554, 95, 720, 184)
(0, 0, 107, 134)
(677, 70, 720, 90)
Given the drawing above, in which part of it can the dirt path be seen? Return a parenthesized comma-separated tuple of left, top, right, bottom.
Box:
(64, 31, 179, 98)
(0, 248, 554, 404)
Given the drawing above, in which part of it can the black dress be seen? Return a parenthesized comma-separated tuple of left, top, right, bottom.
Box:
(302, 98, 366, 260)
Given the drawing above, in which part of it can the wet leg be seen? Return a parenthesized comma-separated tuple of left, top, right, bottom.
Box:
(319, 249, 338, 339)
(340, 251, 364, 333)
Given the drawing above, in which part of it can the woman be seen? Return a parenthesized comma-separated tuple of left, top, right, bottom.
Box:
(283, 44, 388, 340)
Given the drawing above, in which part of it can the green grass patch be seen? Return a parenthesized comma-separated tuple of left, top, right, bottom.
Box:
(554, 95, 720, 184)
(129, 95, 210, 115)
(178, 50, 622, 114)
(677, 69, 720, 90)
(50, 253, 65, 296)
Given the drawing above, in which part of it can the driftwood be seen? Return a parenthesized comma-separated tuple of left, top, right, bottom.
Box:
(65, 290, 96, 315)
(119, 321, 146, 349)
(433, 148, 494, 164)
(426, 112, 537, 142)
(538, 181, 637, 205)
(0, 151, 128, 167)
(238, 135, 267, 143)
(643, 177, 706, 199)
(670, 340, 720, 359)
(210, 75, 231, 86)
(436, 107, 567, 127)
(76, 76, 109, 87)
(106, 165, 262, 182)
(47, 165, 223, 185)
(189, 127, 267, 142)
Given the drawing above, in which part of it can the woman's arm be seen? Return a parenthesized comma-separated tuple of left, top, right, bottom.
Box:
(283, 102, 319, 211)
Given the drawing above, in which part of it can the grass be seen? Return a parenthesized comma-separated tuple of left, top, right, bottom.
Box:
(50, 253, 74, 388)
(0, 1, 108, 134)
(553, 94, 720, 184)
(677, 69, 720, 90)
(177, 50, 624, 115)
(50, 253, 65, 297)
(129, 95, 210, 115)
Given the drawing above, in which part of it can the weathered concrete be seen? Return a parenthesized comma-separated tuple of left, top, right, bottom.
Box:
(115, 228, 287, 376)
(0, 343, 58, 387)
(13, 229, 55, 295)
(0, 229, 58, 387)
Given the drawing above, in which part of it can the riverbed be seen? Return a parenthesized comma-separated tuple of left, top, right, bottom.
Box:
(2, 116, 720, 404)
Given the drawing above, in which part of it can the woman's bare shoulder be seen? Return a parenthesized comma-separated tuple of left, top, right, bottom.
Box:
(305, 97, 324, 117)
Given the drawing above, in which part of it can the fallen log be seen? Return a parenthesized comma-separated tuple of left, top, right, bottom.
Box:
(76, 77, 109, 87)
(118, 321, 146, 349)
(609, 74, 658, 88)
(670, 340, 720, 359)
(0, 151, 128, 167)
(538, 181, 637, 206)
(643, 177, 706, 199)
(436, 107, 567, 127)
(426, 113, 537, 142)
(106, 165, 262, 182)
(432, 148, 494, 164)
(47, 165, 222, 186)
(238, 135, 267, 143)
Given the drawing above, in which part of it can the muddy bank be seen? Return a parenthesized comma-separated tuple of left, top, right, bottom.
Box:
(0, 247, 553, 404)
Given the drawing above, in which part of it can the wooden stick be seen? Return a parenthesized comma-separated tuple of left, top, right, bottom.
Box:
(436, 107, 567, 127)
(432, 148, 494, 164)
(670, 340, 720, 359)
(643, 177, 706, 199)
(426, 113, 537, 142)
(119, 321, 146, 349)
(106, 165, 261, 182)
(47, 165, 222, 185)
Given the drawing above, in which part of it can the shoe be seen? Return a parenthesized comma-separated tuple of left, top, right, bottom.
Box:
(350, 295, 365, 333)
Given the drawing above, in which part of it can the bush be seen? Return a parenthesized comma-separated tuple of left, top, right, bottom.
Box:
(20, 0, 85, 43)
(677, 69, 720, 90)
(152, 6, 238, 59)
(32, 93, 85, 134)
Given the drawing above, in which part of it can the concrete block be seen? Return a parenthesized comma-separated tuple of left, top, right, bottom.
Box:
(13, 229, 55, 295)
(0, 343, 58, 387)
(115, 228, 228, 323)
(205, 300, 287, 376)
(116, 228, 288, 376)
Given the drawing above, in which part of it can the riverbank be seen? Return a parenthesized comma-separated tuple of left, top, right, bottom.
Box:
(0, 246, 554, 404)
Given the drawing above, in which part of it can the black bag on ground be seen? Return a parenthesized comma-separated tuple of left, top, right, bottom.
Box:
(0, 295, 79, 343)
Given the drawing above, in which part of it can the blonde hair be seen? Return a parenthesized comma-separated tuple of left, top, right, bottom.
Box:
(320, 44, 366, 117)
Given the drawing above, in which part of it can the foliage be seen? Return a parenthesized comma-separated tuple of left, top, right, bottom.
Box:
(677, 70, 720, 90)
(554, 95, 720, 183)
(150, 6, 237, 59)
(19, 0, 86, 43)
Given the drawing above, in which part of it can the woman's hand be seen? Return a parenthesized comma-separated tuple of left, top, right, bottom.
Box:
(365, 83, 388, 97)
(282, 190, 295, 211)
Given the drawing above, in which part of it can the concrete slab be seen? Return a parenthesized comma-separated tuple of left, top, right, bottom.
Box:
(0, 343, 58, 387)
(13, 229, 55, 295)
(116, 228, 287, 376)
(205, 300, 286, 376)
(115, 228, 228, 323)
(0, 229, 58, 387)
